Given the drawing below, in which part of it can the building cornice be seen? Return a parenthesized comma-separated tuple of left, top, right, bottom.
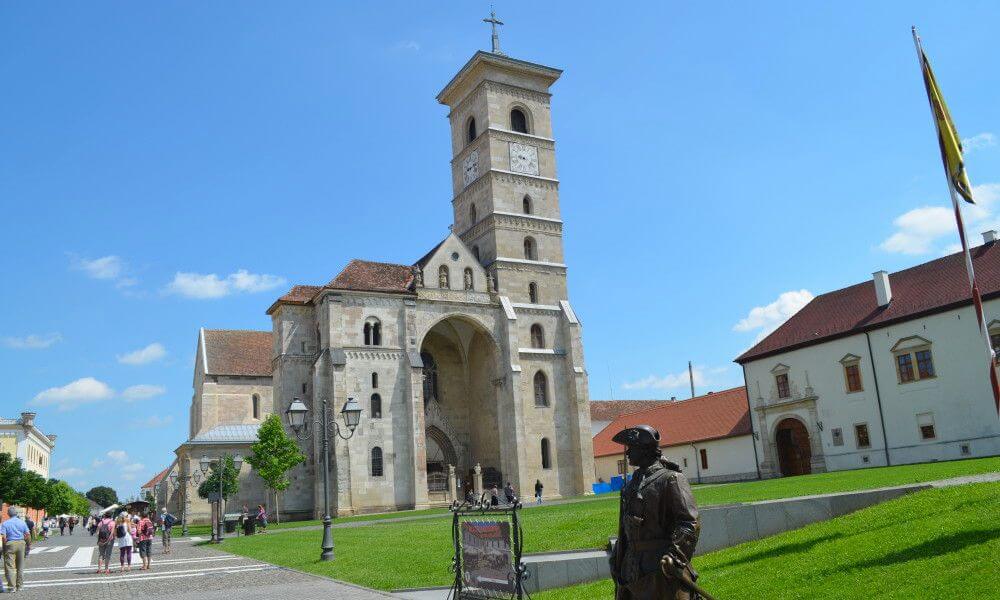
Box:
(452, 170, 559, 206)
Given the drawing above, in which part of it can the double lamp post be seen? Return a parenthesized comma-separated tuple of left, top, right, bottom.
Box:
(285, 395, 362, 561)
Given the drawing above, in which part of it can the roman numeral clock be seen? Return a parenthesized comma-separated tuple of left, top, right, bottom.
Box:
(508, 142, 538, 175)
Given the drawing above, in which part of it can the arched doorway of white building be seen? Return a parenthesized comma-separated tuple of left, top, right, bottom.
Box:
(419, 315, 502, 499)
(775, 417, 811, 476)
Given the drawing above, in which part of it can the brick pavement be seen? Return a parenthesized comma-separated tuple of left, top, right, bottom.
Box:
(10, 526, 391, 599)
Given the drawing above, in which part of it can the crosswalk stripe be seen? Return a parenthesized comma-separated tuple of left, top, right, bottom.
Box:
(23, 565, 274, 588)
(65, 547, 94, 568)
(30, 545, 68, 554)
(27, 554, 247, 574)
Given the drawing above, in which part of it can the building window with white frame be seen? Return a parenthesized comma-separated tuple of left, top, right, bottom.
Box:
(840, 354, 863, 393)
(891, 336, 936, 383)
(775, 373, 790, 398)
(917, 412, 936, 440)
(854, 423, 871, 448)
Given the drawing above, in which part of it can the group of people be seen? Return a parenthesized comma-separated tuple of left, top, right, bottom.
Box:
(93, 508, 178, 575)
(464, 479, 545, 506)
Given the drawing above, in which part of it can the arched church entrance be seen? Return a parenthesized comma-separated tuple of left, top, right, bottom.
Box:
(419, 316, 501, 500)
(775, 418, 812, 477)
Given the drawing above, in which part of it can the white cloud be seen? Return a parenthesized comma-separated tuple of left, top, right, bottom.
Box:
(91, 459, 106, 468)
(53, 467, 85, 479)
(117, 342, 167, 365)
(963, 132, 996, 152)
(165, 269, 285, 299)
(2, 333, 62, 349)
(392, 40, 421, 52)
(31, 377, 115, 411)
(72, 255, 123, 280)
(122, 384, 166, 401)
(122, 462, 145, 474)
(881, 183, 1000, 255)
(132, 415, 173, 428)
(70, 254, 139, 290)
(107, 450, 128, 463)
(734, 290, 814, 342)
(623, 365, 731, 392)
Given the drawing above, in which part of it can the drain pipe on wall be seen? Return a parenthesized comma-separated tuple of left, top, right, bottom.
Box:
(865, 331, 892, 467)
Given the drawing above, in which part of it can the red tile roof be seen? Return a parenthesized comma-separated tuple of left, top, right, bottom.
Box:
(592, 387, 751, 458)
(140, 466, 171, 491)
(590, 400, 675, 423)
(203, 329, 272, 376)
(327, 259, 415, 294)
(737, 241, 1000, 364)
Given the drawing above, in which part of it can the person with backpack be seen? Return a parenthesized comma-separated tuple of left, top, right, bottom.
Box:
(68, 515, 77, 535)
(159, 508, 176, 554)
(58, 516, 66, 536)
(114, 515, 135, 573)
(95, 514, 115, 574)
(137, 512, 154, 570)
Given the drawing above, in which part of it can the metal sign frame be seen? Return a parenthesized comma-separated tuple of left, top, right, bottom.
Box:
(448, 496, 528, 600)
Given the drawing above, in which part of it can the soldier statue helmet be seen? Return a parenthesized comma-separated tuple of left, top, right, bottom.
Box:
(609, 424, 706, 600)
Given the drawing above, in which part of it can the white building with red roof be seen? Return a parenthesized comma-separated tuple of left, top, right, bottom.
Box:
(592, 387, 757, 484)
(737, 233, 1000, 478)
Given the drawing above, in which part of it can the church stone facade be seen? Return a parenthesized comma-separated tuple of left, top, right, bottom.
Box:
(173, 49, 595, 520)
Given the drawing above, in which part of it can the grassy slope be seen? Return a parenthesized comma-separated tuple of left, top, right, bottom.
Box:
(219, 456, 1000, 591)
(535, 481, 1000, 599)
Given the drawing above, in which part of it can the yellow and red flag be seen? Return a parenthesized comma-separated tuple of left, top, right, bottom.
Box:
(916, 35, 975, 203)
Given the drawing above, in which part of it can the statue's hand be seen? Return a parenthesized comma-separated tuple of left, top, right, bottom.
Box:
(660, 548, 687, 577)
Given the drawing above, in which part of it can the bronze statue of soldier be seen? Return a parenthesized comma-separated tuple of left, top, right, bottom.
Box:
(609, 425, 709, 600)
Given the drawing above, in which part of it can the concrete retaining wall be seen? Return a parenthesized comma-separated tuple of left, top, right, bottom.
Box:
(520, 483, 931, 593)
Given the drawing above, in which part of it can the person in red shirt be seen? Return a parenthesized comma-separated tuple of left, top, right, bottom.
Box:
(136, 512, 155, 570)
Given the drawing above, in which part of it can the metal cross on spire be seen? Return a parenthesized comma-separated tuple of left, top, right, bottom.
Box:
(483, 8, 504, 55)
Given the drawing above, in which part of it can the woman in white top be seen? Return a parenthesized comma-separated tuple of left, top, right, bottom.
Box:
(114, 515, 134, 572)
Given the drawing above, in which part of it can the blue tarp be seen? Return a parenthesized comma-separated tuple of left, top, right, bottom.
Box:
(592, 474, 631, 495)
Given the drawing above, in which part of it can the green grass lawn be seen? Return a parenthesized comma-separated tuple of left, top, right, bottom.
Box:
(218, 456, 1000, 591)
(535, 481, 1000, 599)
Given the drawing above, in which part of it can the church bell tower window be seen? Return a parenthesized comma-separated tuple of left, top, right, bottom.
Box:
(523, 237, 537, 261)
(522, 195, 532, 215)
(510, 107, 529, 133)
(467, 117, 477, 143)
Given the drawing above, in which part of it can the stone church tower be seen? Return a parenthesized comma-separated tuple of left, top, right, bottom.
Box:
(177, 42, 595, 520)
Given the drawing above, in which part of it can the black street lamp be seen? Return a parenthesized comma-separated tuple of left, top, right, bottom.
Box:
(285, 396, 362, 561)
(199, 453, 243, 543)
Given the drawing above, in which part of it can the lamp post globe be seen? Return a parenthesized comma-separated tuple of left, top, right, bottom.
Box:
(285, 397, 308, 432)
(340, 397, 362, 432)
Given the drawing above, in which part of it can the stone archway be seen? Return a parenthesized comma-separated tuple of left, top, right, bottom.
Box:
(775, 417, 812, 476)
(418, 315, 502, 497)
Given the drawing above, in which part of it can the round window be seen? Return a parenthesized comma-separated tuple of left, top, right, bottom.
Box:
(451, 252, 460, 261)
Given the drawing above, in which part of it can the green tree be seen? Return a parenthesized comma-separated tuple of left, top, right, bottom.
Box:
(86, 485, 118, 508)
(19, 471, 50, 510)
(0, 452, 26, 506)
(197, 455, 241, 500)
(44, 479, 79, 515)
(245, 414, 306, 523)
(143, 489, 157, 513)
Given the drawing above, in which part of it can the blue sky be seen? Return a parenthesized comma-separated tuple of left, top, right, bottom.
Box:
(2, 2, 998, 498)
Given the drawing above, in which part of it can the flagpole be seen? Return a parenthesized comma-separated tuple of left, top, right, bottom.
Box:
(911, 27, 1000, 415)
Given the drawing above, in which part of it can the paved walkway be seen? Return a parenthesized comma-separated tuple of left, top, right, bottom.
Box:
(10, 527, 391, 599)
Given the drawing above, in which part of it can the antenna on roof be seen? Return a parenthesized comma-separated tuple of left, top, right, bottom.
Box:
(607, 363, 614, 400)
(688, 361, 696, 399)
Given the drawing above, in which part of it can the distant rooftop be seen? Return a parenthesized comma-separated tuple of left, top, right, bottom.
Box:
(189, 424, 261, 444)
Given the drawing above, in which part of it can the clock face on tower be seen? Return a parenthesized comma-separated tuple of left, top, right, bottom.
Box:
(463, 150, 480, 187)
(509, 142, 539, 175)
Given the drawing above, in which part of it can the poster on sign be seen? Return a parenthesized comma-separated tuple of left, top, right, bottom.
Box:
(461, 520, 516, 595)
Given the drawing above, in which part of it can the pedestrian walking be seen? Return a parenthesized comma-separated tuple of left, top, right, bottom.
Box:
(115, 515, 135, 573)
(137, 513, 154, 570)
(503, 481, 516, 504)
(255, 505, 268, 534)
(58, 515, 66, 536)
(159, 508, 176, 554)
(68, 515, 77, 535)
(95, 514, 115, 574)
(1, 506, 31, 593)
(534, 479, 543, 504)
